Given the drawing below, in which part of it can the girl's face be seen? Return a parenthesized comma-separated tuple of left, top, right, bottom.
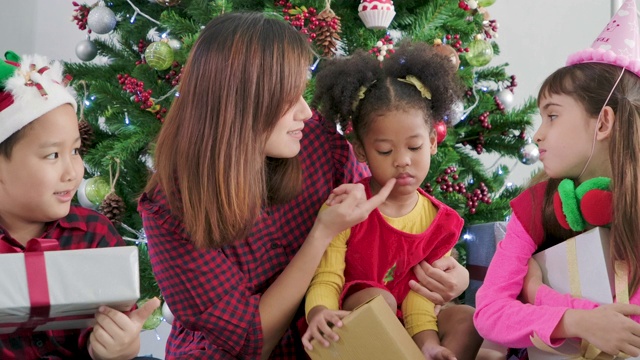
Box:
(264, 96, 312, 158)
(356, 108, 437, 199)
(535, 93, 604, 180)
(0, 104, 84, 228)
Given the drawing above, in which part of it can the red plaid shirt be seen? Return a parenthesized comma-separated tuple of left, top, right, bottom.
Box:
(139, 115, 369, 359)
(0, 205, 125, 360)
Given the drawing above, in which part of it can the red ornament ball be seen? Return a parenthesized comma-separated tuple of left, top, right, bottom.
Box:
(435, 121, 447, 144)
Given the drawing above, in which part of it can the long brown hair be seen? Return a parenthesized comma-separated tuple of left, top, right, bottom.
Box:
(145, 13, 311, 249)
(537, 63, 640, 294)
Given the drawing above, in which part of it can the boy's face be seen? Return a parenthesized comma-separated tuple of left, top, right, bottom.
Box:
(0, 104, 84, 226)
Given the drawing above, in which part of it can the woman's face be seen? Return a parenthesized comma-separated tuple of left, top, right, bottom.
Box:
(264, 96, 312, 158)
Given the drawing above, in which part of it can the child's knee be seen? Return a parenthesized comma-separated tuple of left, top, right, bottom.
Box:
(343, 287, 397, 311)
(378, 289, 397, 310)
(440, 304, 477, 334)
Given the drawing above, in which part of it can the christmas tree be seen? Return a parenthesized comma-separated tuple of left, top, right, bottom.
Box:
(65, 0, 537, 302)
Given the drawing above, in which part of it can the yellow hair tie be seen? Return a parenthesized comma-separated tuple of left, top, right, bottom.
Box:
(352, 85, 368, 111)
(397, 75, 431, 99)
(351, 80, 377, 111)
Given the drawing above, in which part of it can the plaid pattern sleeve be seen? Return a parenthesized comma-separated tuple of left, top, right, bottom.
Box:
(0, 205, 125, 360)
(139, 114, 369, 359)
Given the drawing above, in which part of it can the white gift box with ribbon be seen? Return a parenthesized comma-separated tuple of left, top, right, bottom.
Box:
(0, 245, 139, 334)
(529, 228, 639, 360)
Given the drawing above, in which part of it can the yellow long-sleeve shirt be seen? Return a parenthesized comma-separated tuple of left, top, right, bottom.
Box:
(305, 192, 450, 336)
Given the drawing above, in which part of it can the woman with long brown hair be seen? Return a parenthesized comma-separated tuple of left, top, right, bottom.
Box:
(138, 12, 468, 359)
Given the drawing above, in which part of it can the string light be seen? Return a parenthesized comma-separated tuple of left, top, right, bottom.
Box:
(125, 0, 161, 25)
(120, 222, 148, 243)
(309, 57, 320, 72)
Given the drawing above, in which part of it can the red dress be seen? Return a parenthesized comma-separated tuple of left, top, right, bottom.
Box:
(340, 177, 464, 306)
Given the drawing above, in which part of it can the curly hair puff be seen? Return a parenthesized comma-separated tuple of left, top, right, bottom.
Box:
(312, 40, 464, 144)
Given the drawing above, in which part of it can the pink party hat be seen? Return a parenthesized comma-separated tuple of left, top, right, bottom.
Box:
(566, 0, 640, 77)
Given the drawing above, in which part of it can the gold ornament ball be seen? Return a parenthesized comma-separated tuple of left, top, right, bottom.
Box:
(434, 43, 460, 71)
(139, 299, 163, 330)
(145, 41, 174, 70)
(466, 37, 493, 67)
(478, 0, 496, 7)
(78, 176, 111, 206)
(478, 7, 491, 20)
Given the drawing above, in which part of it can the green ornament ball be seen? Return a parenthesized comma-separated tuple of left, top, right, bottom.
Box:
(82, 177, 110, 207)
(466, 38, 494, 67)
(145, 41, 174, 70)
(139, 299, 164, 330)
(477, 0, 496, 7)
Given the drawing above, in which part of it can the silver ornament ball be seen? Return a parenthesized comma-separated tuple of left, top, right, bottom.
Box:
(87, 6, 117, 34)
(162, 301, 174, 325)
(519, 143, 540, 165)
(446, 100, 465, 126)
(75, 39, 98, 62)
(168, 38, 182, 51)
(497, 89, 514, 110)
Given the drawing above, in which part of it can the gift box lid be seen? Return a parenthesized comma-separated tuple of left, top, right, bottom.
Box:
(305, 295, 423, 360)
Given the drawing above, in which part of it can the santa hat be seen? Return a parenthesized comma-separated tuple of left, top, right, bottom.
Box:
(566, 0, 640, 78)
(0, 51, 77, 144)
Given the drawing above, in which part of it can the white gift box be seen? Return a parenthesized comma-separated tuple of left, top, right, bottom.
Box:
(0, 246, 139, 334)
(533, 227, 614, 304)
(528, 228, 639, 359)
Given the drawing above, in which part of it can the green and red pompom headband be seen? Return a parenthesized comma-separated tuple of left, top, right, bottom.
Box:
(553, 177, 612, 231)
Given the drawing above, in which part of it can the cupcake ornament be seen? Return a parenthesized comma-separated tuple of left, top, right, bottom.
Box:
(358, 0, 395, 30)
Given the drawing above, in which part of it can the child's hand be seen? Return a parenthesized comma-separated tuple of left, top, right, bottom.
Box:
(88, 297, 161, 360)
(564, 305, 640, 357)
(301, 306, 350, 351)
(521, 258, 543, 304)
(422, 344, 457, 360)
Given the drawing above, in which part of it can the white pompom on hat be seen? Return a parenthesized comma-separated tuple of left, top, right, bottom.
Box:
(566, 0, 640, 78)
(0, 51, 77, 144)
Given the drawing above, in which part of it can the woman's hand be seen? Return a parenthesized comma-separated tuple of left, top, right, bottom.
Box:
(521, 258, 543, 304)
(409, 257, 469, 305)
(312, 179, 395, 243)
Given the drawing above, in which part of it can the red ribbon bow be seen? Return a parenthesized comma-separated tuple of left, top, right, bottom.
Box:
(0, 237, 59, 328)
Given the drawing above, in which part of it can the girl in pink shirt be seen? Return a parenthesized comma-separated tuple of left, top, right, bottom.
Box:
(474, 1, 640, 357)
